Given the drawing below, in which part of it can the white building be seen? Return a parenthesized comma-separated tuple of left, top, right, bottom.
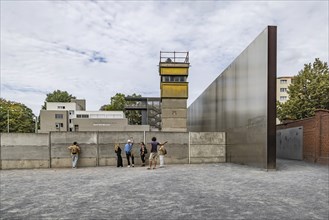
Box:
(39, 99, 149, 133)
(277, 76, 294, 103)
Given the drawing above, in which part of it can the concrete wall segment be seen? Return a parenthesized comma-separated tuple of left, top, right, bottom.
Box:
(190, 145, 225, 157)
(50, 132, 98, 144)
(162, 99, 187, 108)
(1, 160, 49, 169)
(1, 131, 227, 169)
(2, 146, 49, 160)
(1, 133, 48, 146)
(145, 132, 189, 145)
(98, 131, 144, 145)
(190, 132, 225, 145)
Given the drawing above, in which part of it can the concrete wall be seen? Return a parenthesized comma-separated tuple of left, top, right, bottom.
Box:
(0, 133, 50, 169)
(162, 99, 187, 132)
(0, 132, 226, 169)
(277, 110, 329, 164)
(189, 132, 226, 163)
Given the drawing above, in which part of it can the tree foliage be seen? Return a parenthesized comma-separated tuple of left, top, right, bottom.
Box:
(42, 90, 76, 109)
(0, 98, 36, 133)
(100, 93, 126, 111)
(100, 93, 142, 125)
(277, 58, 329, 121)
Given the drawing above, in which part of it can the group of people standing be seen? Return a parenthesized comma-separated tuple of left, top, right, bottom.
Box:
(115, 137, 167, 170)
(67, 137, 167, 169)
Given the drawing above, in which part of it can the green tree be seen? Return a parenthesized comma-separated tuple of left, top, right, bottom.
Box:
(42, 90, 76, 109)
(0, 98, 36, 133)
(126, 93, 142, 125)
(100, 93, 142, 125)
(100, 93, 126, 111)
(277, 58, 329, 121)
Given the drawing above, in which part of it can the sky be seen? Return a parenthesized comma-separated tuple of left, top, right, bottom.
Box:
(1, 0, 328, 116)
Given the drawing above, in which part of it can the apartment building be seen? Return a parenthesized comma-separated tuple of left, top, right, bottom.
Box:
(277, 76, 294, 103)
(276, 76, 294, 124)
(39, 99, 149, 133)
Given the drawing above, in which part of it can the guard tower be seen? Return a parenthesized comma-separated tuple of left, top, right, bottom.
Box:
(159, 51, 190, 131)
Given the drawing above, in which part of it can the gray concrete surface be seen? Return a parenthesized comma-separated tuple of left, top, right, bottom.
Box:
(1, 132, 226, 169)
(1, 159, 328, 220)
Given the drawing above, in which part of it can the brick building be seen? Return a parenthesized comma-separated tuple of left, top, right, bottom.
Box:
(277, 110, 329, 164)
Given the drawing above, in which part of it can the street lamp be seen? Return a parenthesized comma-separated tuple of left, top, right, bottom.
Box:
(7, 109, 9, 133)
(35, 116, 38, 133)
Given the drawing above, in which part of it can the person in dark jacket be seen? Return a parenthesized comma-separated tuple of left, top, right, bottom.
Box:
(139, 142, 147, 166)
(114, 144, 123, 167)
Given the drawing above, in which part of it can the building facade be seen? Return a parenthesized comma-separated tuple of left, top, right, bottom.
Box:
(276, 76, 294, 103)
(39, 99, 149, 133)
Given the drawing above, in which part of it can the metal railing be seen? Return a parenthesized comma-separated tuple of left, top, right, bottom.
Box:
(160, 51, 189, 63)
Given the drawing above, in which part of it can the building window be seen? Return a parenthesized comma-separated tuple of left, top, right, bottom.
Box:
(69, 119, 72, 123)
(55, 123, 64, 129)
(69, 110, 74, 115)
(280, 88, 287, 92)
(55, 114, 64, 119)
(58, 106, 65, 109)
(77, 114, 89, 118)
(280, 96, 287, 101)
(280, 80, 287, 84)
(74, 125, 79, 131)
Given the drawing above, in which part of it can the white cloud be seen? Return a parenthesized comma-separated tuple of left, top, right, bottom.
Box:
(1, 0, 328, 115)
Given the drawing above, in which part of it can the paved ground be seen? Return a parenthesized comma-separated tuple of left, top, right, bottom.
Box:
(0, 159, 328, 220)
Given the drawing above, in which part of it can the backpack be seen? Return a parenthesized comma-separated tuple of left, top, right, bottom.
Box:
(144, 147, 148, 154)
(71, 145, 79, 154)
(164, 148, 167, 155)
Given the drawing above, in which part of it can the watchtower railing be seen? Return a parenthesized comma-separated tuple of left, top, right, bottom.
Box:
(160, 51, 189, 63)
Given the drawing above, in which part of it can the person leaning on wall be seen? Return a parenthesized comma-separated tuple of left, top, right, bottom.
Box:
(68, 141, 80, 169)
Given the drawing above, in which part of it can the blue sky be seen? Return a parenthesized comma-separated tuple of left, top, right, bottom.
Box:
(1, 0, 328, 115)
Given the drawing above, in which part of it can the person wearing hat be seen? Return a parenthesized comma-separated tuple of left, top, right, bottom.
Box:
(68, 141, 80, 169)
(124, 139, 134, 167)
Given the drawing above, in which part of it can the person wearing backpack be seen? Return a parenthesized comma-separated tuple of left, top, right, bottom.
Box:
(139, 142, 147, 166)
(158, 143, 167, 168)
(68, 141, 80, 169)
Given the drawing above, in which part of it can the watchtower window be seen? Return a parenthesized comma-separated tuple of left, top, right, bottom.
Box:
(162, 76, 186, 82)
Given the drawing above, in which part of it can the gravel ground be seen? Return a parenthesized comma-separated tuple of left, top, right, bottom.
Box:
(0, 159, 328, 220)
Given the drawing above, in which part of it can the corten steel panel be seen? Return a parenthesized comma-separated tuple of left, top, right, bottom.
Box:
(188, 26, 277, 169)
(160, 67, 189, 75)
(276, 127, 303, 160)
